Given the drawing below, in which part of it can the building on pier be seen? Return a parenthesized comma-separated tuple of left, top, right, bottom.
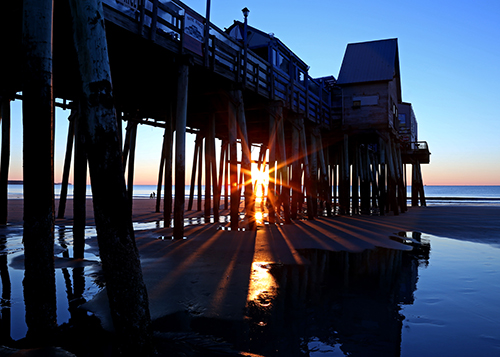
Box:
(332, 38, 429, 213)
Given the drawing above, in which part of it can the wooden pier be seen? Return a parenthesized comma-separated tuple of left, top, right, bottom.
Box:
(0, 0, 430, 351)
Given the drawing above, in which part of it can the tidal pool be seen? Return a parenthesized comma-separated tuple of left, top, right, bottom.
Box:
(1, 226, 500, 356)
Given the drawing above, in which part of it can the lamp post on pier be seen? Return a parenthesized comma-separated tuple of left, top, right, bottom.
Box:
(242, 7, 249, 87)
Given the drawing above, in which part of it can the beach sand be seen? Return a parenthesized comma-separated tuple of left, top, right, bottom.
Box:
(5, 198, 500, 334)
(6, 198, 500, 244)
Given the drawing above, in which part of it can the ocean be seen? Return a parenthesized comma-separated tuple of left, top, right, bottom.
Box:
(7, 184, 500, 206)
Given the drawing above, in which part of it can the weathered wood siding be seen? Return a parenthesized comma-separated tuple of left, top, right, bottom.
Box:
(339, 77, 399, 131)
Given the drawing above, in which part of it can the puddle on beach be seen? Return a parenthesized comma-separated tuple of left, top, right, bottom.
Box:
(1, 224, 500, 355)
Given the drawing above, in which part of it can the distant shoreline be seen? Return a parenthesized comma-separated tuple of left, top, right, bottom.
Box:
(7, 180, 23, 185)
(7, 180, 68, 185)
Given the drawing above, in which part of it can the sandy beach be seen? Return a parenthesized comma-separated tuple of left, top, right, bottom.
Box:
(6, 198, 500, 246)
(3, 198, 500, 355)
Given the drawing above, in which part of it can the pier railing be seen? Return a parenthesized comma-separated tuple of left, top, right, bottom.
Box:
(402, 141, 431, 164)
(103, 0, 332, 127)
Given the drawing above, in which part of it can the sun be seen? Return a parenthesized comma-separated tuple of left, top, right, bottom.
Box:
(252, 166, 268, 202)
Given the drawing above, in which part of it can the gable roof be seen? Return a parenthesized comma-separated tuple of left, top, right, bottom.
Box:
(336, 38, 400, 85)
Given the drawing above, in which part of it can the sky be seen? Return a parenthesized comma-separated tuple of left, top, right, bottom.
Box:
(5, 0, 500, 186)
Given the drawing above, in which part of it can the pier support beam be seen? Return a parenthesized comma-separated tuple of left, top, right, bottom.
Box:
(267, 107, 277, 223)
(308, 129, 318, 217)
(125, 120, 138, 211)
(290, 116, 301, 219)
(187, 132, 202, 211)
(173, 62, 189, 239)
(22, 0, 57, 341)
(164, 112, 174, 225)
(352, 143, 359, 215)
(339, 134, 350, 215)
(275, 104, 290, 223)
(298, 117, 313, 220)
(73, 108, 87, 259)
(209, 114, 220, 222)
(233, 90, 255, 229)
(316, 131, 331, 217)
(69, 0, 152, 353)
(228, 93, 239, 230)
(0, 97, 11, 225)
(57, 110, 76, 219)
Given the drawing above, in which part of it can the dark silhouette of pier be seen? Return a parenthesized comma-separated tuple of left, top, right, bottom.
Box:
(0, 0, 430, 353)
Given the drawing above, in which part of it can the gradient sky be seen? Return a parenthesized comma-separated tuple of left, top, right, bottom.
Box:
(6, 0, 500, 185)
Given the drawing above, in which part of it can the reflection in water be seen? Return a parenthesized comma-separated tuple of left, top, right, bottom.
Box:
(0, 224, 103, 345)
(247, 262, 278, 311)
(241, 238, 430, 356)
(0, 234, 12, 345)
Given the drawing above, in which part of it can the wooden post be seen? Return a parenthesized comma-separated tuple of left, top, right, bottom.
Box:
(122, 120, 132, 167)
(68, 0, 152, 352)
(217, 140, 226, 209)
(204, 132, 211, 219)
(267, 106, 277, 223)
(339, 134, 350, 215)
(173, 62, 189, 239)
(369, 150, 379, 210)
(228, 93, 239, 230)
(164, 114, 173, 225)
(22, 0, 57, 341)
(73, 108, 87, 259)
(352, 143, 359, 215)
(197, 137, 203, 212)
(412, 162, 418, 207)
(308, 129, 318, 217)
(187, 133, 201, 211)
(276, 105, 290, 223)
(233, 90, 255, 229)
(378, 137, 386, 215)
(0, 98, 11, 225)
(126, 121, 138, 210)
(57, 110, 76, 219)
(155, 120, 167, 213)
(316, 132, 331, 217)
(333, 160, 338, 214)
(291, 118, 300, 219)
(360, 144, 370, 214)
(386, 138, 399, 215)
(224, 141, 229, 211)
(298, 117, 313, 220)
(209, 115, 220, 222)
(395, 142, 407, 213)
(417, 163, 427, 206)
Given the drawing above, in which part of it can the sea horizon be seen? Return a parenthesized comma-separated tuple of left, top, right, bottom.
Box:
(6, 184, 500, 205)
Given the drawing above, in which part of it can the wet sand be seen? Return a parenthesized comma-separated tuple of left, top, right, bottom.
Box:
(6, 198, 500, 245)
(6, 199, 500, 331)
(4, 198, 500, 357)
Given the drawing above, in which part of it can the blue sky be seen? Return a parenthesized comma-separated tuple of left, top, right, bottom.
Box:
(6, 0, 500, 185)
